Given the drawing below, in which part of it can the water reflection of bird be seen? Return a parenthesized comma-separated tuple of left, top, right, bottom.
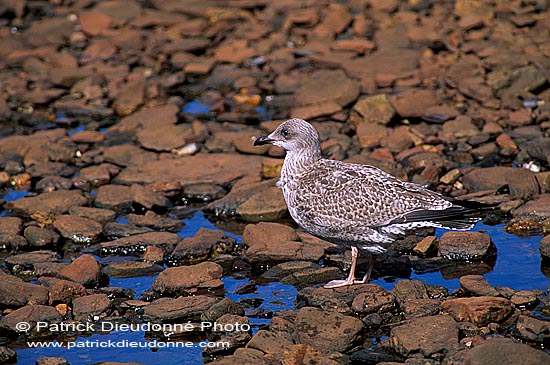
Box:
(254, 118, 479, 288)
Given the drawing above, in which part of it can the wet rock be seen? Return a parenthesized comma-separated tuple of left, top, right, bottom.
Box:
(130, 184, 169, 210)
(390, 315, 458, 357)
(459, 275, 500, 297)
(510, 290, 540, 310)
(246, 329, 294, 355)
(515, 315, 550, 342)
(142, 295, 218, 322)
(262, 261, 319, 280)
(72, 293, 111, 321)
(463, 337, 550, 365)
(0, 275, 49, 307)
(441, 296, 513, 326)
(513, 194, 550, 219)
(23, 226, 60, 248)
(104, 261, 164, 278)
(295, 69, 360, 108)
(204, 179, 275, 218)
(35, 357, 69, 365)
(137, 124, 195, 152)
(169, 228, 236, 265)
(280, 267, 342, 288)
(0, 217, 25, 250)
(413, 236, 438, 257)
(102, 222, 153, 239)
(182, 183, 227, 203)
(58, 254, 109, 288)
(94, 184, 133, 211)
(294, 306, 364, 353)
(540, 235, 550, 259)
(391, 279, 441, 319)
(7, 190, 87, 222)
(236, 185, 287, 222)
(37, 277, 87, 305)
(0, 305, 63, 334)
(100, 232, 181, 255)
(297, 284, 373, 314)
(201, 298, 245, 322)
(128, 211, 183, 232)
(69, 206, 116, 225)
(439, 232, 495, 260)
(4, 250, 60, 276)
(245, 238, 324, 266)
(79, 165, 112, 187)
(351, 285, 396, 315)
(152, 262, 224, 296)
(282, 344, 340, 365)
(0, 346, 17, 364)
(525, 137, 550, 165)
(53, 215, 103, 244)
(80, 11, 113, 36)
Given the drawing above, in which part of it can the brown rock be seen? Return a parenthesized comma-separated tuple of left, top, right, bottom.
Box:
(58, 254, 109, 288)
(80, 11, 113, 36)
(515, 315, 550, 342)
(100, 232, 181, 256)
(246, 329, 294, 354)
(128, 211, 183, 232)
(69, 206, 116, 225)
(142, 295, 218, 322)
(214, 40, 255, 63)
(37, 277, 87, 305)
(439, 232, 494, 260)
(236, 185, 287, 222)
(0, 217, 22, 236)
(297, 284, 373, 314)
(242, 222, 298, 246)
(104, 261, 164, 278)
(261, 158, 283, 179)
(463, 337, 550, 365)
(0, 275, 49, 307)
(71, 130, 105, 144)
(459, 275, 500, 297)
(514, 194, 550, 218)
(35, 357, 69, 365)
(79, 164, 112, 187)
(441, 296, 513, 326)
(351, 285, 396, 314)
(94, 184, 133, 211)
(170, 228, 236, 265)
(353, 94, 395, 125)
(53, 215, 103, 244)
(137, 124, 194, 151)
(72, 294, 111, 321)
(282, 344, 340, 365)
(7, 190, 87, 221)
(246, 240, 324, 266)
(390, 315, 458, 357)
(290, 101, 342, 120)
(295, 69, 360, 107)
(389, 89, 438, 118)
(413, 236, 438, 257)
(130, 184, 169, 210)
(0, 305, 63, 334)
(294, 307, 364, 353)
(540, 235, 550, 259)
(354, 121, 387, 149)
(152, 262, 224, 295)
(4, 250, 60, 275)
(511, 290, 539, 309)
(24, 226, 60, 247)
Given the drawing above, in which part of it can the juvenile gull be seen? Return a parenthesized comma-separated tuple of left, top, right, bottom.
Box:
(254, 118, 479, 288)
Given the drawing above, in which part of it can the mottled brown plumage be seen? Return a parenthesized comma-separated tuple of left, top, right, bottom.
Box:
(255, 118, 478, 287)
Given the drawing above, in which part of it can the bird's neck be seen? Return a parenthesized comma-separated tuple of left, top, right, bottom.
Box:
(282, 149, 321, 178)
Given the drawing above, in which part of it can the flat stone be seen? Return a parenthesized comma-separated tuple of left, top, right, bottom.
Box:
(0, 217, 22, 236)
(236, 185, 287, 222)
(511, 290, 539, 309)
(58, 254, 109, 288)
(0, 305, 63, 334)
(80, 11, 112, 36)
(104, 261, 164, 278)
(24, 226, 60, 247)
(130, 184, 169, 210)
(115, 154, 263, 187)
(242, 222, 298, 246)
(6, 190, 87, 222)
(53, 215, 103, 244)
(294, 306, 364, 353)
(390, 315, 458, 357)
(72, 293, 111, 321)
(297, 283, 375, 314)
(246, 239, 325, 266)
(389, 89, 438, 118)
(246, 329, 294, 354)
(262, 261, 321, 280)
(128, 211, 183, 232)
(295, 69, 360, 107)
(353, 94, 395, 125)
(35, 357, 69, 365)
(113, 79, 145, 116)
(152, 262, 224, 295)
(137, 124, 194, 151)
(4, 250, 60, 274)
(515, 315, 550, 342)
(142, 295, 218, 322)
(351, 285, 396, 314)
(0, 275, 49, 307)
(354, 121, 387, 149)
(169, 228, 236, 265)
(463, 337, 550, 365)
(94, 184, 133, 211)
(200, 298, 245, 323)
(100, 232, 181, 256)
(514, 194, 550, 218)
(459, 275, 500, 297)
(540, 235, 550, 259)
(413, 236, 438, 257)
(290, 101, 342, 120)
(69, 206, 116, 225)
(439, 232, 495, 260)
(441, 296, 513, 326)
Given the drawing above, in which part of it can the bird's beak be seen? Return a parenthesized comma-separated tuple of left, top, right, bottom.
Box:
(254, 135, 273, 146)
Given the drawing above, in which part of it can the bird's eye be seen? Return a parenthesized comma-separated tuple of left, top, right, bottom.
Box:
(281, 129, 290, 138)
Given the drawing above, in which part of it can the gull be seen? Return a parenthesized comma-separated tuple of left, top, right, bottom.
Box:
(254, 118, 479, 288)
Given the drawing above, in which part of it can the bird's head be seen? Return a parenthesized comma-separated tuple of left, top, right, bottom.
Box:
(254, 118, 321, 154)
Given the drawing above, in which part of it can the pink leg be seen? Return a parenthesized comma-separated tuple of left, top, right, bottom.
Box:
(324, 246, 363, 288)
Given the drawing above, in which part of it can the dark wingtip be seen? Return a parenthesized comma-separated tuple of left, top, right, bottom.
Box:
(254, 135, 272, 146)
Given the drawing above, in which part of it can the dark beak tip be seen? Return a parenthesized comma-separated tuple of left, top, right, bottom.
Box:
(254, 135, 271, 146)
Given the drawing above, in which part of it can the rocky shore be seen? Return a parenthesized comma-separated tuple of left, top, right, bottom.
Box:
(1, 0, 550, 364)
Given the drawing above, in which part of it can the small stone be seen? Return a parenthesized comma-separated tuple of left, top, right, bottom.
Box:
(128, 211, 183, 232)
(515, 315, 550, 342)
(169, 228, 236, 265)
(441, 296, 513, 326)
(130, 184, 169, 210)
(0, 275, 49, 307)
(459, 275, 500, 297)
(100, 232, 181, 256)
(351, 285, 396, 314)
(152, 262, 224, 295)
(58, 254, 109, 288)
(53, 215, 103, 244)
(413, 236, 438, 257)
(353, 94, 395, 125)
(439, 232, 495, 260)
(72, 293, 111, 321)
(104, 261, 164, 278)
(463, 337, 550, 365)
(23, 226, 60, 247)
(94, 184, 133, 211)
(142, 295, 218, 322)
(0, 305, 63, 334)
